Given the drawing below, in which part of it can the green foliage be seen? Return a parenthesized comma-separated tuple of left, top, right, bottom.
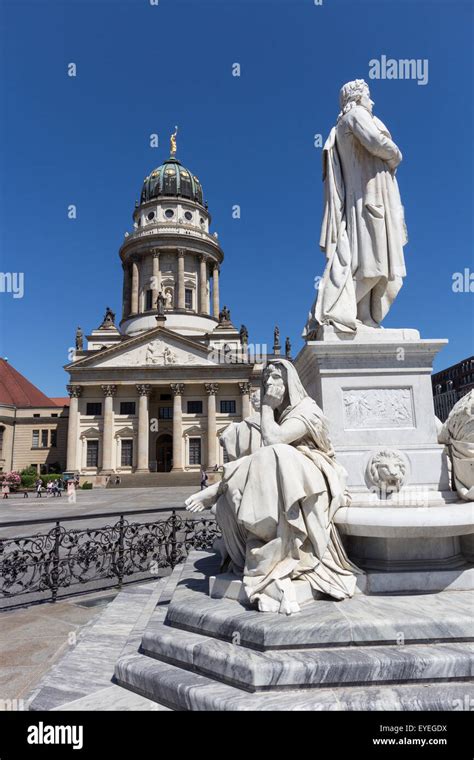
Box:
(81, 481, 93, 490)
(20, 467, 37, 488)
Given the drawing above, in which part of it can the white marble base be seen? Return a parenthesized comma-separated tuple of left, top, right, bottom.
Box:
(313, 324, 421, 343)
(209, 565, 474, 598)
(294, 329, 474, 570)
(209, 573, 317, 606)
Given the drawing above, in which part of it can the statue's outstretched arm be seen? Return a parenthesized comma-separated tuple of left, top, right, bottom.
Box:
(347, 107, 402, 166)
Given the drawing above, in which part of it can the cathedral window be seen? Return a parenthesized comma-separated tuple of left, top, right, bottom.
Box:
(185, 288, 193, 310)
(220, 400, 236, 414)
(86, 402, 102, 416)
(189, 437, 201, 466)
(86, 440, 99, 468)
(121, 440, 133, 467)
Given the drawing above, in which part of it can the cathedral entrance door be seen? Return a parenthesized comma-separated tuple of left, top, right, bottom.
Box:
(156, 434, 173, 472)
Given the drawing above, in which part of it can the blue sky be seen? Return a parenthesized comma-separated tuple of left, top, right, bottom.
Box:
(0, 0, 472, 396)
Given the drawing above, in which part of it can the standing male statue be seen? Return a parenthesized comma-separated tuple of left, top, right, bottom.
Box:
(305, 79, 408, 335)
(75, 326, 83, 351)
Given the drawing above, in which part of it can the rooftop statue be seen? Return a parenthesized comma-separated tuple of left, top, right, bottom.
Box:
(170, 125, 178, 158)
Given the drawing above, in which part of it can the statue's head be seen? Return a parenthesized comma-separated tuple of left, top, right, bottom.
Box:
(339, 79, 373, 117)
(263, 363, 288, 408)
(262, 359, 310, 413)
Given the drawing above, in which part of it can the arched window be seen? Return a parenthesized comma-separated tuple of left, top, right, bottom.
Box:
(163, 166, 177, 195)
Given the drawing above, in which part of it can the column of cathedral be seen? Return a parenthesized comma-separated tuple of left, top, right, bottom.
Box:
(171, 383, 184, 470)
(205, 383, 219, 468)
(131, 260, 139, 314)
(239, 382, 251, 419)
(212, 265, 220, 318)
(66, 385, 82, 471)
(199, 255, 208, 314)
(151, 249, 160, 307)
(101, 384, 117, 473)
(136, 384, 151, 472)
(177, 249, 185, 310)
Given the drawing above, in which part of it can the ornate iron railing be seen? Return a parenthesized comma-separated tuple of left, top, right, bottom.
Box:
(0, 510, 220, 608)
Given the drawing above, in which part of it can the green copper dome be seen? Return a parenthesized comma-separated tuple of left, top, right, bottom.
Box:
(140, 157, 204, 206)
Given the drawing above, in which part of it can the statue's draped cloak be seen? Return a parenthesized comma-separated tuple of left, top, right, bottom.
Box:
(438, 390, 474, 501)
(308, 106, 408, 333)
(216, 360, 361, 614)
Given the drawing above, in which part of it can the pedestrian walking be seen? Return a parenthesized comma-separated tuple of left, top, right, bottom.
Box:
(200, 466, 208, 490)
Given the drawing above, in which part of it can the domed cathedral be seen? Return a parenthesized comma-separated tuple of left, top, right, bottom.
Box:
(64, 130, 264, 486)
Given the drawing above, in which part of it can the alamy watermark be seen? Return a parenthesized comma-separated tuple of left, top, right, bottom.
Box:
(0, 272, 24, 299)
(369, 55, 429, 86)
(452, 268, 474, 293)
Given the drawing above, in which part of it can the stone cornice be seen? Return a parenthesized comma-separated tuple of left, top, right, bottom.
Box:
(66, 365, 255, 384)
(119, 230, 224, 265)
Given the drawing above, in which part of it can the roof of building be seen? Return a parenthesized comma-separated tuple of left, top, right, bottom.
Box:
(50, 397, 70, 407)
(140, 156, 204, 206)
(0, 359, 60, 408)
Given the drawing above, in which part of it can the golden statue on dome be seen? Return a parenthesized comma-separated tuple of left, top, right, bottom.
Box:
(170, 125, 178, 157)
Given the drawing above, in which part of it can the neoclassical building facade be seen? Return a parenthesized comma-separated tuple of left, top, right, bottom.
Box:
(65, 140, 264, 484)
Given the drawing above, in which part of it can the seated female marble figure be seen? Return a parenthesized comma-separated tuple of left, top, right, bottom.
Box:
(185, 359, 361, 614)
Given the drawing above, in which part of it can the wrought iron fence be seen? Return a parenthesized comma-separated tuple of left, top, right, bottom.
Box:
(0, 510, 220, 608)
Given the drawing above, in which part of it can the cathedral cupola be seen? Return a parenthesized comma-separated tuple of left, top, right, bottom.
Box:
(119, 129, 224, 338)
(140, 158, 204, 206)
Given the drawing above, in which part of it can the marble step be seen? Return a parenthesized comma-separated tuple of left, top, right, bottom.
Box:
(167, 585, 474, 651)
(167, 552, 474, 650)
(28, 580, 165, 711)
(116, 564, 187, 661)
(114, 650, 474, 711)
(52, 684, 171, 711)
(141, 619, 474, 692)
(27, 566, 185, 712)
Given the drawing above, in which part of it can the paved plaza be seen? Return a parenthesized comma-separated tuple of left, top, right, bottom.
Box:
(0, 485, 203, 707)
(0, 590, 118, 707)
(0, 486, 197, 538)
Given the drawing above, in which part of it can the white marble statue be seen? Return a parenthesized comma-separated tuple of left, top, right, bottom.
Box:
(305, 79, 407, 335)
(185, 359, 360, 614)
(438, 390, 474, 501)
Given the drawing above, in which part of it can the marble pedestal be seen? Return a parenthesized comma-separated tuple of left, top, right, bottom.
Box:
(112, 552, 474, 710)
(295, 326, 474, 575)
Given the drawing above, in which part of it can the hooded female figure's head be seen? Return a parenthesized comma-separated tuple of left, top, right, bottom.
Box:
(262, 359, 308, 410)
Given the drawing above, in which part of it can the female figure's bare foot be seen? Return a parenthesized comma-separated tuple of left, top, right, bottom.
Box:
(185, 482, 220, 512)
